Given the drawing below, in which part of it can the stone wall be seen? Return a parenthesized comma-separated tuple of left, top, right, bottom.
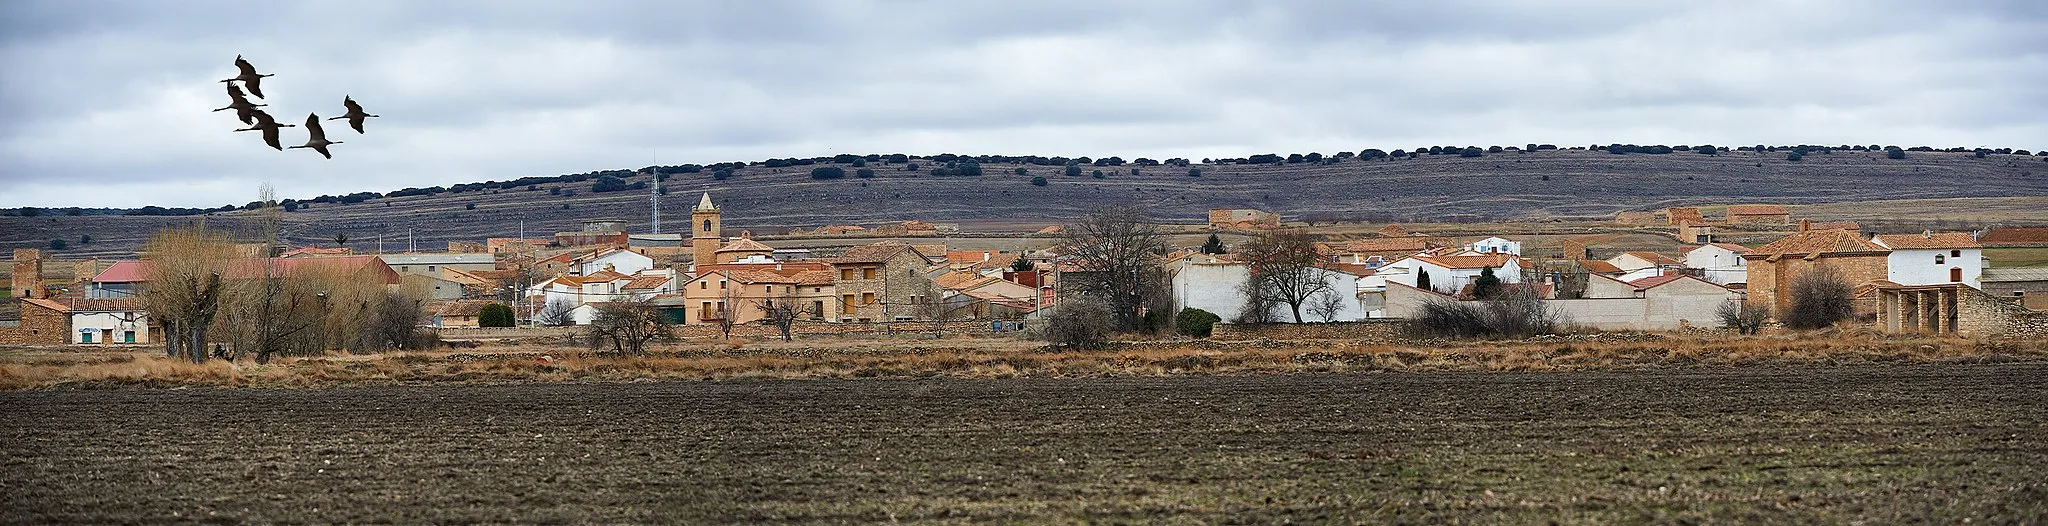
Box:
(1210, 320, 1406, 342)
(0, 300, 69, 345)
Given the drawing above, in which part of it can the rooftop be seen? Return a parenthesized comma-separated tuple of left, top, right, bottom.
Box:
(1872, 232, 1980, 250)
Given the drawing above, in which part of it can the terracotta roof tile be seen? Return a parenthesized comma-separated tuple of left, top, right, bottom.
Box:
(1684, 242, 1751, 255)
(622, 275, 671, 290)
(1622, 251, 1682, 265)
(1726, 204, 1787, 216)
(715, 237, 776, 253)
(1873, 232, 1980, 250)
(1979, 227, 2048, 245)
(835, 243, 915, 264)
(1750, 230, 1887, 258)
(1578, 260, 1623, 274)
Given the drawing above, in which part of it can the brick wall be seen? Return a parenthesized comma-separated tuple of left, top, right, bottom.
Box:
(1210, 320, 1406, 342)
(0, 300, 69, 345)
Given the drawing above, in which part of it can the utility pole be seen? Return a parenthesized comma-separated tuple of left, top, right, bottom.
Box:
(650, 152, 662, 234)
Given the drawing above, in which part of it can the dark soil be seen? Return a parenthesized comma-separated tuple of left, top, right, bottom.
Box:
(3, 364, 2045, 523)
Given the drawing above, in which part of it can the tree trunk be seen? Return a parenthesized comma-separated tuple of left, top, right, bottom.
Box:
(1290, 304, 1304, 324)
(163, 320, 183, 359)
(186, 325, 208, 363)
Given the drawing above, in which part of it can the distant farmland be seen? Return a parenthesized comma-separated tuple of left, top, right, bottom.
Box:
(5, 148, 2046, 257)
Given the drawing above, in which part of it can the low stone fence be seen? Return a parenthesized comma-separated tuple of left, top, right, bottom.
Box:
(668, 320, 1024, 341)
(1210, 320, 1407, 342)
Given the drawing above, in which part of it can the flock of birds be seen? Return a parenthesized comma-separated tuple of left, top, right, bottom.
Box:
(212, 55, 377, 159)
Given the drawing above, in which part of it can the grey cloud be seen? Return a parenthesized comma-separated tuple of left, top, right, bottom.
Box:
(2, 0, 2045, 208)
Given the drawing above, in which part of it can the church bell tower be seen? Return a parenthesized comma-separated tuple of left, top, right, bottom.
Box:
(691, 193, 721, 267)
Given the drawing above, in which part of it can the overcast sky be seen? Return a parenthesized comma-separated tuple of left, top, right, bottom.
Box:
(2, 0, 2043, 208)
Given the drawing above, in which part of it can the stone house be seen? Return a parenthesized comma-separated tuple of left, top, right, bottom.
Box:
(1980, 268, 2048, 310)
(1207, 209, 1281, 230)
(676, 268, 837, 326)
(1663, 207, 1705, 226)
(1743, 228, 1891, 316)
(1871, 232, 1982, 289)
(1724, 204, 1790, 224)
(432, 300, 492, 329)
(0, 298, 71, 345)
(830, 243, 933, 322)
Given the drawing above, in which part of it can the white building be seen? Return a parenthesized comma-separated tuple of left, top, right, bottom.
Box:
(1463, 236, 1522, 255)
(1168, 254, 1367, 323)
(576, 248, 655, 277)
(68, 300, 151, 344)
(1605, 251, 1681, 273)
(1376, 254, 1524, 296)
(1681, 243, 1750, 285)
(1872, 232, 1983, 289)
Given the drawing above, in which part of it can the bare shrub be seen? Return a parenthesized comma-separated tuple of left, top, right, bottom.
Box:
(1405, 286, 1560, 339)
(1059, 205, 1169, 330)
(1237, 229, 1332, 322)
(586, 297, 672, 354)
(1307, 289, 1347, 322)
(1040, 296, 1115, 349)
(1717, 301, 1770, 335)
(1783, 265, 1854, 330)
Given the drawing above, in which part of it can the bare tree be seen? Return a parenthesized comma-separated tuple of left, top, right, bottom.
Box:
(586, 297, 672, 354)
(139, 223, 235, 363)
(1307, 289, 1348, 322)
(911, 280, 961, 337)
(536, 298, 576, 326)
(755, 286, 803, 342)
(1237, 229, 1331, 323)
(1058, 204, 1169, 331)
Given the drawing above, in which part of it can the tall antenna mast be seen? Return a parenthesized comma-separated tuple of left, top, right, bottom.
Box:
(650, 152, 661, 234)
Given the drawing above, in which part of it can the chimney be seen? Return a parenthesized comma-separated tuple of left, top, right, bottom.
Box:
(1799, 219, 1812, 232)
(982, 252, 991, 262)
(740, 230, 752, 239)
(1923, 230, 1932, 239)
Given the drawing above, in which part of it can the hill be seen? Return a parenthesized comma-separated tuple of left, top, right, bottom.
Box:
(5, 147, 2046, 257)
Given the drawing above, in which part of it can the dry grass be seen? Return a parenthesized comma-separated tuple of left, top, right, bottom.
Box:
(4, 331, 2044, 390)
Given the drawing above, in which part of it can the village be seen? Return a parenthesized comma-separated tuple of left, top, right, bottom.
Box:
(5, 193, 2046, 347)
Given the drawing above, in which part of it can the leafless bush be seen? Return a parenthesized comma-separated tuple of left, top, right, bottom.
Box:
(586, 298, 672, 354)
(1040, 296, 1115, 349)
(1783, 265, 1854, 330)
(1307, 289, 1347, 322)
(1405, 286, 1560, 339)
(1717, 301, 1770, 335)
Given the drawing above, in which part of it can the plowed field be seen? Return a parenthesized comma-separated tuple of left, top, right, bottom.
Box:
(4, 364, 2045, 523)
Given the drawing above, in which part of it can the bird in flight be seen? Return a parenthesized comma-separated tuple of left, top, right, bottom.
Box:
(211, 83, 265, 125)
(220, 55, 275, 99)
(233, 109, 297, 151)
(328, 96, 380, 134)
(286, 113, 343, 159)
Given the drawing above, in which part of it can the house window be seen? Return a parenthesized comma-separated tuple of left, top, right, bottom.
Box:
(124, 331, 136, 343)
(861, 292, 875, 305)
(841, 295, 856, 314)
(1951, 250, 1961, 257)
(841, 269, 856, 280)
(1935, 255, 1945, 264)
(428, 265, 436, 272)
(81, 331, 93, 343)
(700, 281, 707, 290)
(862, 268, 877, 280)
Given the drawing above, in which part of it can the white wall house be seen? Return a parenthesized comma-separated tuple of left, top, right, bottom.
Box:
(1169, 254, 1366, 323)
(1606, 251, 1680, 273)
(1376, 254, 1523, 296)
(1682, 243, 1750, 285)
(578, 249, 655, 277)
(1872, 233, 1983, 289)
(379, 253, 496, 276)
(71, 308, 150, 344)
(1463, 236, 1522, 255)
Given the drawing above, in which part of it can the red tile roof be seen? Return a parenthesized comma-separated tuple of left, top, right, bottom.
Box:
(1873, 232, 1980, 250)
(1750, 230, 1887, 258)
(1979, 227, 2048, 245)
(621, 275, 671, 290)
(715, 237, 775, 254)
(1726, 204, 1787, 216)
(1628, 274, 1693, 289)
(835, 243, 916, 264)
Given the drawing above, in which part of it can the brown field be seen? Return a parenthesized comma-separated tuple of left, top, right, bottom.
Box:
(3, 363, 2044, 523)
(6, 148, 2046, 258)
